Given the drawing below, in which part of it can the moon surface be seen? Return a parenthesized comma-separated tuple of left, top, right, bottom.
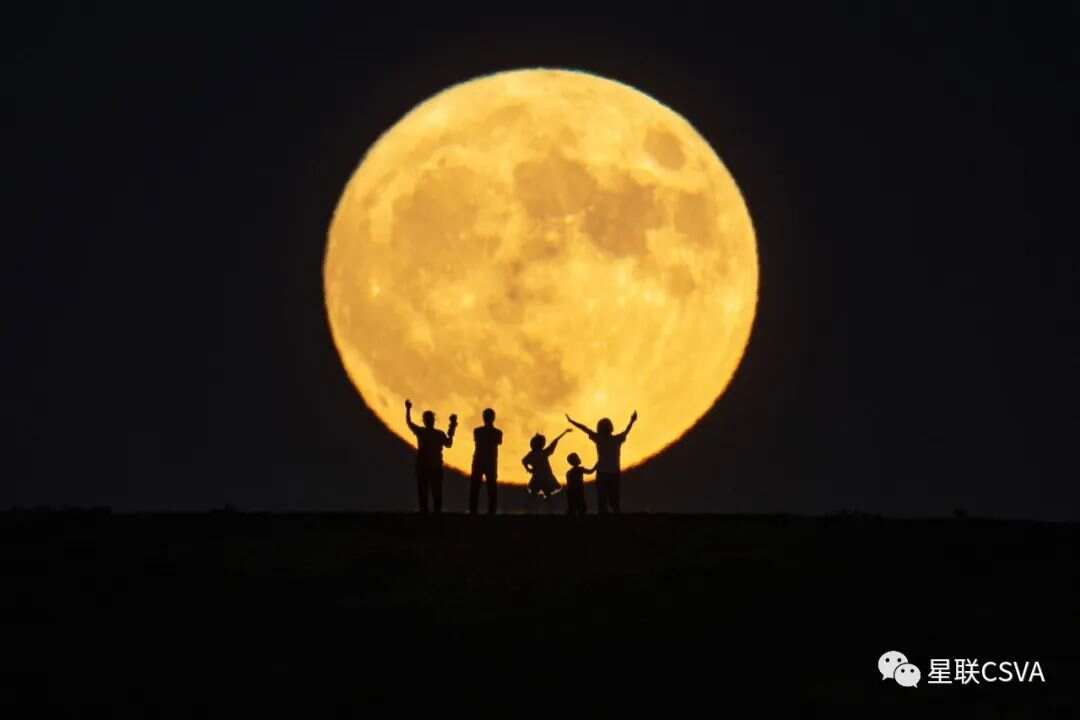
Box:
(324, 69, 757, 483)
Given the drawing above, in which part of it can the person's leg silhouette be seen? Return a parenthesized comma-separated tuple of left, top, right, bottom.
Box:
(417, 469, 429, 514)
(609, 473, 621, 514)
(596, 474, 609, 514)
(469, 468, 482, 514)
(486, 468, 498, 514)
(567, 485, 581, 516)
(431, 469, 443, 514)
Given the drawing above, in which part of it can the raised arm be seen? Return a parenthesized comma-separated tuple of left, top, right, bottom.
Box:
(583, 464, 598, 475)
(565, 415, 595, 439)
(619, 410, 638, 438)
(545, 428, 572, 454)
(404, 399, 420, 434)
(444, 414, 458, 448)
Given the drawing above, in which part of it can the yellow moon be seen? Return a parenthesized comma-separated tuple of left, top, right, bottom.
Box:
(325, 69, 757, 483)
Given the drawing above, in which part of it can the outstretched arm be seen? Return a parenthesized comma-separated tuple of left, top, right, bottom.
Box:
(565, 415, 596, 439)
(583, 464, 598, 475)
(619, 410, 639, 438)
(404, 399, 420, 433)
(545, 428, 572, 454)
(443, 414, 458, 448)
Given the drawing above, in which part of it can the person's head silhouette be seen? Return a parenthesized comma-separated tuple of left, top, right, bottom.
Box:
(422, 410, 436, 428)
(567, 452, 581, 467)
(530, 434, 546, 451)
(482, 408, 495, 426)
(597, 418, 614, 436)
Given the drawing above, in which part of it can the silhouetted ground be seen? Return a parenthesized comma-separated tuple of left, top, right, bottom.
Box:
(2, 511, 1077, 716)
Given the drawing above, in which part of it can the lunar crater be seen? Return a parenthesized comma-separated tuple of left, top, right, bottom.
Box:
(644, 127, 686, 170)
(513, 153, 598, 219)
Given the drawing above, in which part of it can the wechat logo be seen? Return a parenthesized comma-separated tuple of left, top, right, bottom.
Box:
(879, 650, 921, 688)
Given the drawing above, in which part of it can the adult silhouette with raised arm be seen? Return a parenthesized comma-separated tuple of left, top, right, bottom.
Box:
(566, 411, 637, 514)
(405, 399, 456, 514)
(522, 428, 572, 501)
(469, 408, 503, 515)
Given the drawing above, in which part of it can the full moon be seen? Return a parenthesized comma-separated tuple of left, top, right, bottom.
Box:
(325, 69, 757, 483)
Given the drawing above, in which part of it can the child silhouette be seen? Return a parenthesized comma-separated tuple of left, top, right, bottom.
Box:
(521, 428, 571, 500)
(564, 452, 596, 516)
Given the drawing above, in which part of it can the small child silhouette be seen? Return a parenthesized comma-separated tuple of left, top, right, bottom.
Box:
(564, 452, 596, 516)
(522, 428, 571, 501)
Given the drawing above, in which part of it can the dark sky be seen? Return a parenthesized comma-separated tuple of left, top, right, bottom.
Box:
(8, 5, 1079, 518)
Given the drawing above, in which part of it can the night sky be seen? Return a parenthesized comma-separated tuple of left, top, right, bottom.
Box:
(8, 5, 1078, 518)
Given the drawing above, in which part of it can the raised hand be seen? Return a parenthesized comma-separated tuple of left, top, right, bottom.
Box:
(405, 399, 412, 411)
(449, 414, 458, 425)
(631, 410, 638, 422)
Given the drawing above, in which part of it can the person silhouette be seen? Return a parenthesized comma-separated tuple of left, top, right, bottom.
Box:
(405, 399, 456, 514)
(564, 452, 596, 516)
(566, 411, 637, 514)
(469, 408, 503, 515)
(522, 428, 572, 502)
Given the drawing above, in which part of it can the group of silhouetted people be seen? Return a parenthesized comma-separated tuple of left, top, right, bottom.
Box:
(404, 399, 637, 515)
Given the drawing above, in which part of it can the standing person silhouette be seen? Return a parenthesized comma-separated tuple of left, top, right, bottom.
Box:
(469, 408, 503, 515)
(565, 411, 637, 514)
(405, 399, 456, 514)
